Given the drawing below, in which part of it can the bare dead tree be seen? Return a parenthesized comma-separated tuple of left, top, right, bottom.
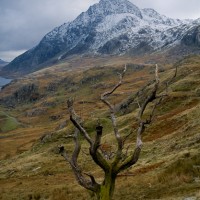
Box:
(59, 64, 177, 200)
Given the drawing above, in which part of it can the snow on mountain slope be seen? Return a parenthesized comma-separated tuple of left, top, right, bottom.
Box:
(44, 22, 70, 42)
(43, 0, 185, 55)
(27, 0, 197, 56)
(91, 7, 186, 53)
(2, 0, 200, 77)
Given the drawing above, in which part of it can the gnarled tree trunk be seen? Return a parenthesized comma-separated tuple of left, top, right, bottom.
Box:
(96, 172, 116, 200)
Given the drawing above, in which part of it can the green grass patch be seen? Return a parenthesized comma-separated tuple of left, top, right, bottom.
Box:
(172, 80, 200, 92)
(156, 96, 185, 115)
(0, 111, 20, 132)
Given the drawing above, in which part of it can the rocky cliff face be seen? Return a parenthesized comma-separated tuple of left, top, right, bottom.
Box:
(182, 25, 200, 46)
(0, 83, 40, 107)
(1, 0, 200, 77)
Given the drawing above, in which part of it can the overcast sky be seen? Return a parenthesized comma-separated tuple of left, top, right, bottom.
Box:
(0, 0, 200, 62)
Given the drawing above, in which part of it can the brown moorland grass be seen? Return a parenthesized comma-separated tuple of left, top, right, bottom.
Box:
(0, 55, 200, 200)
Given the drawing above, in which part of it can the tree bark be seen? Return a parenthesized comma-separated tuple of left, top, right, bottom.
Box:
(96, 172, 116, 200)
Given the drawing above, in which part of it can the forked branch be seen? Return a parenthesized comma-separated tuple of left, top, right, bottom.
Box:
(101, 65, 127, 166)
(59, 129, 100, 192)
(67, 98, 109, 172)
(116, 64, 177, 173)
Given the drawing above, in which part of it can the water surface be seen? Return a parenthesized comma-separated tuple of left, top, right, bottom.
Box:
(0, 76, 12, 90)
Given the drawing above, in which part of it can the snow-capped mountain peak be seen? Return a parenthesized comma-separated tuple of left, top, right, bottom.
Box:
(2, 0, 200, 77)
(97, 0, 142, 18)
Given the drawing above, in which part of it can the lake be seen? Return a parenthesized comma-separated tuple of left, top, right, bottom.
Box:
(0, 76, 12, 90)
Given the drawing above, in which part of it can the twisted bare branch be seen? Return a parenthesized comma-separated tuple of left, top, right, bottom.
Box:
(90, 124, 110, 171)
(59, 129, 100, 192)
(101, 65, 127, 104)
(116, 64, 160, 172)
(67, 98, 110, 172)
(101, 65, 127, 166)
(116, 64, 178, 173)
(67, 98, 93, 145)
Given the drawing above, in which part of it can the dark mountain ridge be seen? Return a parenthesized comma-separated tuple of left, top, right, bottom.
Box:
(0, 59, 9, 70)
(0, 59, 8, 65)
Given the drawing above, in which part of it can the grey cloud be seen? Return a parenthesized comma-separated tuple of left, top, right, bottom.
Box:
(0, 0, 98, 51)
(0, 50, 26, 62)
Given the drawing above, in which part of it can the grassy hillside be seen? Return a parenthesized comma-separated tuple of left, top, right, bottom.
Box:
(0, 111, 20, 132)
(0, 55, 200, 200)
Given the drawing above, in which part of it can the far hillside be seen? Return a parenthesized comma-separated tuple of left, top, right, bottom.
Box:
(0, 59, 9, 69)
(0, 55, 200, 200)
